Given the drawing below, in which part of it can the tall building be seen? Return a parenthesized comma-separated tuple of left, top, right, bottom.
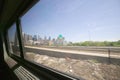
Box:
(22, 32, 33, 45)
(38, 35, 44, 45)
(44, 36, 47, 41)
(43, 36, 49, 45)
(56, 34, 65, 46)
(33, 35, 37, 41)
(52, 38, 56, 46)
(28, 35, 32, 40)
(24, 33, 28, 44)
(48, 36, 51, 41)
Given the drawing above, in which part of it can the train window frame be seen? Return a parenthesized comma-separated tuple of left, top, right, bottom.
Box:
(7, 23, 19, 56)
(5, 20, 81, 80)
(7, 19, 25, 59)
(0, 0, 84, 79)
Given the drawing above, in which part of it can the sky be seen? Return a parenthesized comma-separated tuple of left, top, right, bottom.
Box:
(21, 0, 120, 42)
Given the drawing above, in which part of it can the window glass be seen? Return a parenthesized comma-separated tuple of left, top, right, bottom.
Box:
(8, 23, 20, 56)
(21, 0, 120, 80)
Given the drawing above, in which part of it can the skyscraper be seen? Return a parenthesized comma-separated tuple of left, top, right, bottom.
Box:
(56, 34, 65, 46)
(33, 35, 37, 41)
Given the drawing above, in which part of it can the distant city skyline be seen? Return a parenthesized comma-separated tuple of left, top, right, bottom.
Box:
(23, 32, 66, 46)
(23, 32, 65, 41)
(21, 0, 120, 42)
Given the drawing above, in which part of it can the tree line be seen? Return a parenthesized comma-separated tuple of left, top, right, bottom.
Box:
(67, 40, 120, 47)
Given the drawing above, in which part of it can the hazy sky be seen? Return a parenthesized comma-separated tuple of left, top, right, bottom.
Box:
(21, 0, 120, 42)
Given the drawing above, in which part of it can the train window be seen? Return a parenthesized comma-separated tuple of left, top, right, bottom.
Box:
(8, 23, 21, 57)
(21, 0, 120, 80)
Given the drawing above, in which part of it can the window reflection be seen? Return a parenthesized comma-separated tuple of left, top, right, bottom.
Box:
(8, 23, 20, 56)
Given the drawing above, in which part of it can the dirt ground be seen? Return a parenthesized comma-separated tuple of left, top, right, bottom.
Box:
(25, 52, 120, 80)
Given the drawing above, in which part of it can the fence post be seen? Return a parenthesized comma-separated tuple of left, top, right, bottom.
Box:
(108, 48, 111, 63)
